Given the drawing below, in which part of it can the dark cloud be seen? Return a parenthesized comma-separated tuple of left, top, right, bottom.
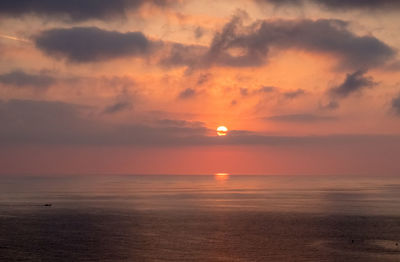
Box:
(392, 94, 400, 116)
(103, 101, 132, 114)
(35, 27, 152, 63)
(260, 0, 400, 10)
(194, 27, 205, 39)
(240, 86, 277, 96)
(283, 89, 305, 99)
(168, 16, 395, 70)
(258, 86, 276, 93)
(329, 70, 376, 98)
(265, 113, 337, 122)
(0, 0, 172, 21)
(178, 88, 196, 99)
(0, 70, 55, 89)
(203, 14, 267, 68)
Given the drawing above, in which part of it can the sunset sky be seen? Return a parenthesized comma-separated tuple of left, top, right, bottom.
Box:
(1, 0, 400, 175)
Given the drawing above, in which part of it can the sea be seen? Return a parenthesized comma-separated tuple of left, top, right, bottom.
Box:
(0, 174, 399, 261)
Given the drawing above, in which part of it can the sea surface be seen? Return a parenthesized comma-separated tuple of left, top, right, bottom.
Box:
(0, 174, 400, 261)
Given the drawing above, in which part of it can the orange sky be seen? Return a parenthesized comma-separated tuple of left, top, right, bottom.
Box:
(0, 0, 400, 175)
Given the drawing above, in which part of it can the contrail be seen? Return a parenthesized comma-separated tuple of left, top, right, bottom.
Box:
(0, 34, 31, 43)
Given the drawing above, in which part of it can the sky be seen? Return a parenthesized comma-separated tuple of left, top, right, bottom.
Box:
(0, 0, 400, 175)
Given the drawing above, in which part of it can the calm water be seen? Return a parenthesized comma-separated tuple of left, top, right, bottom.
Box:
(0, 175, 400, 261)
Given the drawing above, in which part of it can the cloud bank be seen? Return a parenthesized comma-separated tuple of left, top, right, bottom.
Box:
(0, 70, 55, 89)
(260, 0, 400, 10)
(1, 99, 399, 147)
(33, 16, 395, 70)
(165, 16, 395, 70)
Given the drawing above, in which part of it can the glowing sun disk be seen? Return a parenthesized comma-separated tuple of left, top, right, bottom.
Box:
(217, 126, 228, 136)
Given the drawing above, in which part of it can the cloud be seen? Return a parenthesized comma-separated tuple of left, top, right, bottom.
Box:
(35, 27, 153, 63)
(178, 88, 196, 99)
(258, 86, 277, 93)
(156, 119, 205, 128)
(167, 16, 395, 70)
(0, 0, 172, 21)
(392, 94, 400, 116)
(283, 89, 305, 99)
(196, 73, 210, 85)
(265, 113, 337, 122)
(161, 43, 207, 68)
(240, 86, 277, 96)
(194, 27, 205, 39)
(329, 70, 376, 98)
(217, 133, 400, 147)
(259, 0, 400, 10)
(385, 60, 400, 71)
(202, 14, 266, 68)
(0, 70, 55, 89)
(103, 101, 132, 114)
(0, 99, 207, 146)
(0, 99, 94, 144)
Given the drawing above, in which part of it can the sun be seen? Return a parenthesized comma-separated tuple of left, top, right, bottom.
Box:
(216, 126, 228, 136)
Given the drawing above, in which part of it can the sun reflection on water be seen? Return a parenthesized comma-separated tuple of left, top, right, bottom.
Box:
(214, 173, 229, 181)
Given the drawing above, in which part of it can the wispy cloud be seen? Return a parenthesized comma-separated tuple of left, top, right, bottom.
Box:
(0, 33, 30, 43)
